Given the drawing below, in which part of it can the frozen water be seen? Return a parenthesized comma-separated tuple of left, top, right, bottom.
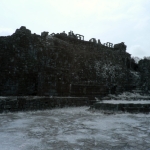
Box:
(0, 107, 150, 149)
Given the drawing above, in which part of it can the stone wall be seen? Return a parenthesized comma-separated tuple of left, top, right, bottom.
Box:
(0, 97, 89, 113)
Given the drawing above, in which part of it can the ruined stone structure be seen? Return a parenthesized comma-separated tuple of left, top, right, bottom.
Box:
(0, 26, 149, 100)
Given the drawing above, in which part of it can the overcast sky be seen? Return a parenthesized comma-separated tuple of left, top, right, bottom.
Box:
(0, 0, 150, 58)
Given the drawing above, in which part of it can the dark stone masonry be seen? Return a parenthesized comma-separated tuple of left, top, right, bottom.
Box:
(0, 97, 89, 112)
(0, 26, 150, 111)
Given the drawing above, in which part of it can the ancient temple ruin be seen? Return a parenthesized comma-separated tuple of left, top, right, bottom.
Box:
(0, 26, 149, 99)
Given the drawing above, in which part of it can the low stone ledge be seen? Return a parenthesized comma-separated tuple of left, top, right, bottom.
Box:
(91, 100, 150, 113)
(0, 96, 89, 113)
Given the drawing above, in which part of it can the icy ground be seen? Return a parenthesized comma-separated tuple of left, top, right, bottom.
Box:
(0, 107, 150, 150)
